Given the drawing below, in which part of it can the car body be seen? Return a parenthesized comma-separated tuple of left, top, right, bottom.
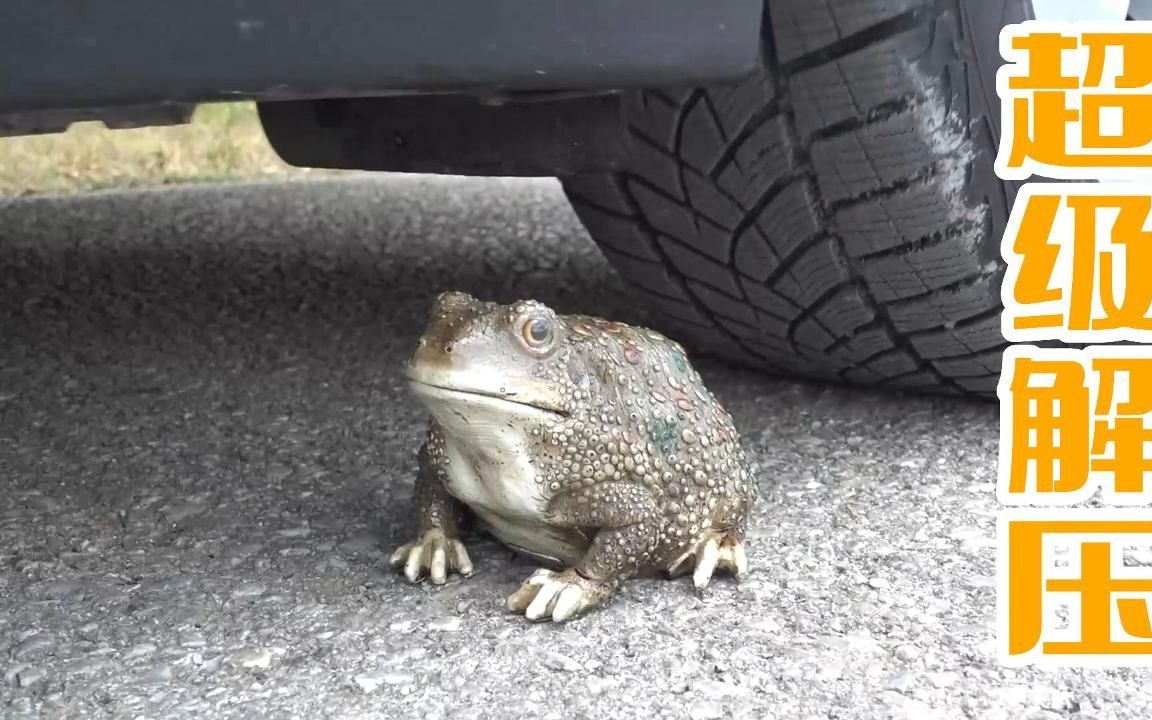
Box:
(2, 1, 761, 145)
(0, 0, 1134, 395)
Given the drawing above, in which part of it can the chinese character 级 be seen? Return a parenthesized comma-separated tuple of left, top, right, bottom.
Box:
(1003, 186, 1152, 342)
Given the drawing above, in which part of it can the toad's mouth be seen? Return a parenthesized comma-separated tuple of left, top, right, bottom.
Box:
(407, 376, 570, 418)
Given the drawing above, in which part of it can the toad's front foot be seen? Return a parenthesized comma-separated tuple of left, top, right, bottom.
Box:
(505, 568, 614, 623)
(668, 530, 747, 592)
(389, 529, 474, 585)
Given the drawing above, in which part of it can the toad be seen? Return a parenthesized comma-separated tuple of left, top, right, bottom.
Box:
(391, 291, 756, 622)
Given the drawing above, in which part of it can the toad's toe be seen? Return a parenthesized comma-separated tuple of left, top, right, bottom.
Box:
(668, 531, 747, 591)
(506, 568, 608, 623)
(389, 529, 474, 585)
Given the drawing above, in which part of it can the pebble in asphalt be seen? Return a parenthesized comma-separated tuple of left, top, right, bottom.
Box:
(0, 176, 1145, 719)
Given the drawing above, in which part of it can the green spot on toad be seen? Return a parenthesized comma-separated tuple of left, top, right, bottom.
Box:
(648, 416, 679, 455)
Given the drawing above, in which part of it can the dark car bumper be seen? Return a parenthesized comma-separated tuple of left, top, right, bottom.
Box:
(1, 0, 762, 114)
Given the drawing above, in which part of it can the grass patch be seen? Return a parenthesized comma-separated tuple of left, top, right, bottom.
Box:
(0, 102, 317, 195)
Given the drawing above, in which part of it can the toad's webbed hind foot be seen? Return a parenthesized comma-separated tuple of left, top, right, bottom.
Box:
(667, 530, 747, 591)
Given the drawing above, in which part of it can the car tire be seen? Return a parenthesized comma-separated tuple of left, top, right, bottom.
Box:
(562, 0, 1031, 397)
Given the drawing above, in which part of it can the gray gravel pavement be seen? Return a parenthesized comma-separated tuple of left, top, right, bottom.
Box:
(1, 176, 1147, 719)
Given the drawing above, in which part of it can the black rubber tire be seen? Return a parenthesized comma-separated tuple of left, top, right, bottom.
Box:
(563, 0, 1031, 397)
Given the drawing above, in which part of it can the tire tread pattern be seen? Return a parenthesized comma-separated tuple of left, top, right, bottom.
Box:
(564, 0, 1029, 396)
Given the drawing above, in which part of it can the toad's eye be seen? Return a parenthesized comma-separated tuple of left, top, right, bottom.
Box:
(521, 315, 554, 349)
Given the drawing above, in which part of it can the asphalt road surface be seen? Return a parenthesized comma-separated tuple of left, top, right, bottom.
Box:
(1, 176, 1146, 719)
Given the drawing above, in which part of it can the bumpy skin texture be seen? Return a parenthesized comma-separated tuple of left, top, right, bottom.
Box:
(392, 291, 757, 622)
